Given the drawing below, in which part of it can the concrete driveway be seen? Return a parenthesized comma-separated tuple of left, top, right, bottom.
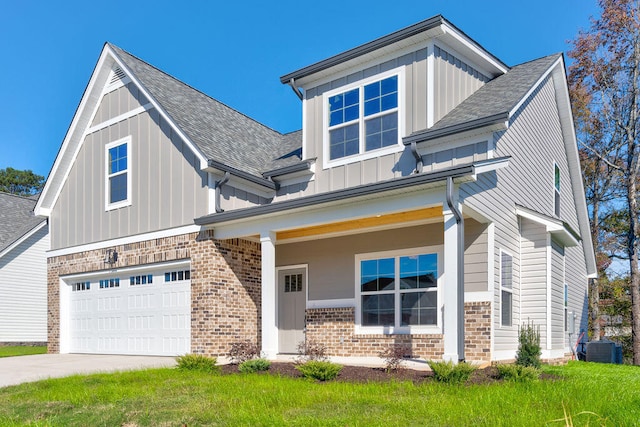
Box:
(0, 354, 177, 388)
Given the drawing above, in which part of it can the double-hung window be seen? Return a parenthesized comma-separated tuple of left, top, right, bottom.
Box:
(105, 137, 131, 210)
(500, 250, 513, 327)
(326, 70, 402, 166)
(357, 247, 441, 333)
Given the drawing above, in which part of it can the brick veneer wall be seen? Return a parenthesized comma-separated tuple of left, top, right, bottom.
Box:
(306, 301, 492, 362)
(47, 231, 261, 356)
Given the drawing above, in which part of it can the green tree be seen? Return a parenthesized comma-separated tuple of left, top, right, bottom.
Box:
(0, 167, 45, 196)
(568, 0, 640, 364)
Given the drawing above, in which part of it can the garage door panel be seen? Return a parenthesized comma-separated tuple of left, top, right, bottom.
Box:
(68, 266, 191, 356)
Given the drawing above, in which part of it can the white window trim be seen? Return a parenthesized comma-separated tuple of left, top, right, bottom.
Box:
(322, 67, 406, 170)
(105, 136, 132, 211)
(354, 245, 443, 335)
(499, 249, 514, 328)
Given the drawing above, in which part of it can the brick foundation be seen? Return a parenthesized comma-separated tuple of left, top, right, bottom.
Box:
(47, 231, 261, 357)
(306, 301, 493, 362)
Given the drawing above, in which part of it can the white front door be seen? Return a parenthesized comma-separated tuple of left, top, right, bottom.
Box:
(278, 267, 306, 354)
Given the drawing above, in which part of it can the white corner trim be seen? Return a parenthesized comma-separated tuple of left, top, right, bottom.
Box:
(0, 220, 47, 259)
(47, 224, 202, 258)
(508, 56, 562, 118)
(86, 103, 153, 135)
(307, 298, 355, 309)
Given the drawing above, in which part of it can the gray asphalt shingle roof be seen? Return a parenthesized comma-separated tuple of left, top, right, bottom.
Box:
(108, 44, 559, 178)
(110, 44, 301, 179)
(0, 192, 45, 254)
(406, 54, 561, 142)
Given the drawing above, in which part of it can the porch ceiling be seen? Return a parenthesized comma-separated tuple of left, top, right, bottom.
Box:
(276, 206, 443, 241)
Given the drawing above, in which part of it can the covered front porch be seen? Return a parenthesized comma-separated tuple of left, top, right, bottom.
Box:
(206, 179, 493, 363)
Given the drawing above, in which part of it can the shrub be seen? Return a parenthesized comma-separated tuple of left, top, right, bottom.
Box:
(238, 358, 271, 373)
(228, 340, 260, 364)
(516, 321, 542, 368)
(427, 360, 476, 384)
(296, 339, 328, 363)
(378, 345, 411, 372)
(296, 361, 342, 381)
(496, 363, 540, 382)
(176, 354, 219, 373)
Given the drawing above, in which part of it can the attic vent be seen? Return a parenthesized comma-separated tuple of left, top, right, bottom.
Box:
(109, 67, 126, 85)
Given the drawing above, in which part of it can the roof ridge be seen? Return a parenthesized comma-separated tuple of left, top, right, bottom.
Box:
(510, 52, 562, 69)
(107, 43, 284, 137)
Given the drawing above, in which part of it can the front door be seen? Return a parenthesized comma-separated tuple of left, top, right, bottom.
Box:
(278, 267, 306, 354)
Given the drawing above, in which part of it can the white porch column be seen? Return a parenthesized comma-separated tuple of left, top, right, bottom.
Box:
(443, 179, 465, 362)
(260, 231, 278, 359)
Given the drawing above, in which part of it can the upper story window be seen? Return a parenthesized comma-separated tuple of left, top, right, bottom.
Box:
(324, 69, 403, 168)
(105, 137, 131, 211)
(554, 163, 561, 216)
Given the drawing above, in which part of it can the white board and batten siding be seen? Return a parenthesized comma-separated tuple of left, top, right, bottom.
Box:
(65, 262, 191, 356)
(0, 225, 49, 342)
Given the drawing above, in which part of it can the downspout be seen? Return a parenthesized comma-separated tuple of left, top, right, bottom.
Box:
(214, 171, 230, 213)
(445, 176, 465, 361)
(288, 78, 304, 101)
(410, 141, 423, 174)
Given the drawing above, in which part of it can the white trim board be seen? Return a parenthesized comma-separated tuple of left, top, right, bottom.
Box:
(47, 224, 201, 257)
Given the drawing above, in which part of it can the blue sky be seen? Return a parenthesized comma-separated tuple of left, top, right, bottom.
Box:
(0, 0, 599, 178)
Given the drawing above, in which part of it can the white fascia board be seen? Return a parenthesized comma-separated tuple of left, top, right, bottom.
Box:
(508, 56, 562, 119)
(47, 224, 201, 258)
(108, 47, 209, 171)
(550, 57, 597, 278)
(470, 156, 510, 179)
(0, 220, 47, 259)
(35, 48, 115, 217)
(440, 23, 508, 76)
(515, 206, 579, 247)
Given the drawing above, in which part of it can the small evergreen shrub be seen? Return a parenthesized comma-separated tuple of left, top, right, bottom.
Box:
(496, 363, 540, 382)
(427, 360, 476, 384)
(296, 339, 328, 363)
(296, 361, 342, 381)
(378, 345, 411, 372)
(238, 358, 271, 373)
(176, 354, 219, 373)
(228, 340, 260, 363)
(516, 320, 542, 368)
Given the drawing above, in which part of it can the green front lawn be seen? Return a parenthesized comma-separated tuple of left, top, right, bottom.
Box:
(0, 346, 47, 358)
(0, 361, 638, 426)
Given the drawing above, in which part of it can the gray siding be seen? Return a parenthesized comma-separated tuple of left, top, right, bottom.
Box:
(433, 45, 489, 124)
(91, 83, 149, 126)
(520, 218, 549, 345)
(51, 102, 208, 249)
(277, 219, 487, 301)
(461, 76, 584, 354)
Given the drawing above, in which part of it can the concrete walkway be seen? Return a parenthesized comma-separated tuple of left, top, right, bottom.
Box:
(0, 354, 177, 388)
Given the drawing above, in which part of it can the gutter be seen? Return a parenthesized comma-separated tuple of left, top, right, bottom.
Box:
(195, 157, 509, 226)
(403, 112, 509, 146)
(262, 160, 314, 179)
(207, 159, 276, 191)
(288, 78, 304, 101)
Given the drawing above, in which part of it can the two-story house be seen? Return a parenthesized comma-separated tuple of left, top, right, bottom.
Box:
(35, 15, 595, 363)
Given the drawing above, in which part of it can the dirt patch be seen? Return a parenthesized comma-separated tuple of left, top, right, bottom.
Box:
(220, 362, 526, 385)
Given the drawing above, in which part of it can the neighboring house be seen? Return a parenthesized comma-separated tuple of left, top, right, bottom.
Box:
(0, 192, 48, 345)
(35, 15, 595, 363)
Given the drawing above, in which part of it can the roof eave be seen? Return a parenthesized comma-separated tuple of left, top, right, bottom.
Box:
(403, 112, 509, 145)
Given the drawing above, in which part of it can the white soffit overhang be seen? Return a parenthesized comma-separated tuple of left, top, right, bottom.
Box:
(515, 205, 580, 247)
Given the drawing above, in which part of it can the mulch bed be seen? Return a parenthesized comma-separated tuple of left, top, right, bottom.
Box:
(220, 362, 520, 385)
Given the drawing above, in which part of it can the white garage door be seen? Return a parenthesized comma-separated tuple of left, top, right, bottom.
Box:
(67, 264, 191, 356)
